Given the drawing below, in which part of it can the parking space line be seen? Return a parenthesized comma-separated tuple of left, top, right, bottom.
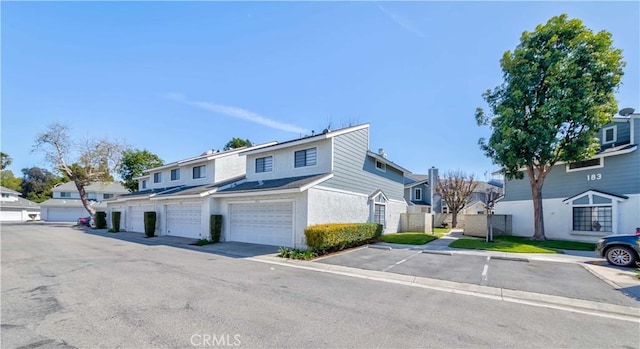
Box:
(481, 256, 490, 285)
(382, 251, 423, 272)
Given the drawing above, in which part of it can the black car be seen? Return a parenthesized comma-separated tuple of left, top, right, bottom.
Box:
(596, 229, 640, 267)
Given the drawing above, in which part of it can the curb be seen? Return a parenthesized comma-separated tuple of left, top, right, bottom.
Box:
(247, 256, 640, 323)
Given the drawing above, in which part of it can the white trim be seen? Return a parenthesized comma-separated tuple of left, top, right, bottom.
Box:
(312, 185, 370, 198)
(565, 157, 604, 173)
(602, 126, 617, 144)
(414, 188, 422, 201)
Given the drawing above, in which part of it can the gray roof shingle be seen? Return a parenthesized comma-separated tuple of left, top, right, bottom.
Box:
(217, 174, 330, 194)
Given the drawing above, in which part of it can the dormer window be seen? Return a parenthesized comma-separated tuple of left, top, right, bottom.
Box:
(375, 160, 386, 172)
(602, 126, 616, 144)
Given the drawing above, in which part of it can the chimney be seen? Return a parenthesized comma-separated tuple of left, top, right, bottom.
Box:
(428, 166, 439, 208)
(378, 148, 387, 159)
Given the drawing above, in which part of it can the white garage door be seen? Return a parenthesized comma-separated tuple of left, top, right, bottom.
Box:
(46, 207, 88, 222)
(229, 202, 293, 247)
(128, 205, 154, 233)
(0, 209, 23, 222)
(166, 204, 202, 238)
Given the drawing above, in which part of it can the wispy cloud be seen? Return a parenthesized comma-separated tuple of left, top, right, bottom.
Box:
(376, 4, 424, 38)
(165, 93, 309, 134)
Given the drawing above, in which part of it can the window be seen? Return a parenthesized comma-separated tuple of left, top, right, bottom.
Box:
(171, 169, 180, 181)
(142, 180, 147, 189)
(442, 203, 451, 214)
(1, 193, 9, 198)
(294, 148, 317, 168)
(375, 160, 386, 172)
(103, 194, 114, 199)
(414, 188, 422, 201)
(154, 172, 162, 183)
(567, 158, 602, 172)
(255, 156, 273, 173)
(88, 193, 97, 200)
(573, 206, 612, 232)
(602, 126, 616, 144)
(374, 204, 386, 227)
(60, 192, 71, 198)
(193, 165, 206, 179)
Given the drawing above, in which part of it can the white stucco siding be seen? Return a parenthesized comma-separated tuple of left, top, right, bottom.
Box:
(213, 155, 246, 182)
(215, 193, 308, 248)
(307, 187, 406, 235)
(245, 139, 332, 181)
(495, 194, 640, 242)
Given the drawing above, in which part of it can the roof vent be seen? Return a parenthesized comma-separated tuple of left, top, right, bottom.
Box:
(201, 149, 215, 156)
(378, 148, 387, 159)
(322, 128, 330, 134)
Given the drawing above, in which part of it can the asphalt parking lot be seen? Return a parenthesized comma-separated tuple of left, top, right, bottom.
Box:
(318, 247, 639, 307)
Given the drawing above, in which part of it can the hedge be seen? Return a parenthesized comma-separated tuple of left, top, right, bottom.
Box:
(305, 223, 383, 253)
(144, 211, 156, 237)
(95, 211, 107, 229)
(112, 212, 121, 232)
(210, 215, 222, 243)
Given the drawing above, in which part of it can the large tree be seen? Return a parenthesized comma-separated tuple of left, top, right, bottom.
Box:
(1, 170, 22, 192)
(435, 170, 478, 229)
(223, 137, 252, 151)
(21, 167, 64, 203)
(118, 149, 164, 192)
(1, 152, 12, 170)
(475, 14, 625, 240)
(33, 123, 125, 215)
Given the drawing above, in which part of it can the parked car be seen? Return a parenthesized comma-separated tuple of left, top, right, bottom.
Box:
(596, 228, 640, 267)
(77, 216, 96, 228)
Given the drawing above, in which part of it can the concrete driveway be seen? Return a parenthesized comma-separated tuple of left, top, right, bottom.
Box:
(317, 247, 639, 307)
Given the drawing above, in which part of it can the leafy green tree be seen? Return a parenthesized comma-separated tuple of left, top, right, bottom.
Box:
(0, 170, 22, 192)
(1, 152, 12, 170)
(475, 14, 625, 240)
(118, 149, 164, 192)
(223, 137, 252, 151)
(33, 123, 126, 215)
(21, 167, 64, 203)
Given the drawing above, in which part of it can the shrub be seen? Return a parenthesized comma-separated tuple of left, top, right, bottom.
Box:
(95, 211, 107, 229)
(305, 223, 383, 253)
(195, 239, 213, 246)
(277, 247, 317, 260)
(112, 212, 121, 232)
(107, 229, 115, 233)
(144, 211, 156, 237)
(210, 215, 222, 243)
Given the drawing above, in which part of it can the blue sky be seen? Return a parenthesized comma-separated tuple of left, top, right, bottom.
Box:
(2, 1, 638, 181)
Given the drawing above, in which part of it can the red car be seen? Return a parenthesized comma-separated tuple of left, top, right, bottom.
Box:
(77, 216, 93, 227)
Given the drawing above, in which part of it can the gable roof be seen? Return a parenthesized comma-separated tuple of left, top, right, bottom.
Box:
(0, 196, 40, 209)
(366, 151, 410, 174)
(241, 124, 370, 156)
(0, 186, 21, 195)
(52, 182, 128, 194)
(562, 189, 629, 203)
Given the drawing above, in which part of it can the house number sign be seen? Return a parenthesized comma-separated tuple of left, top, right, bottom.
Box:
(586, 173, 602, 181)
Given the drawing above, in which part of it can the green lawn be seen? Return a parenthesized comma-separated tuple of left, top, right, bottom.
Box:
(379, 232, 438, 245)
(431, 227, 450, 237)
(449, 235, 596, 253)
